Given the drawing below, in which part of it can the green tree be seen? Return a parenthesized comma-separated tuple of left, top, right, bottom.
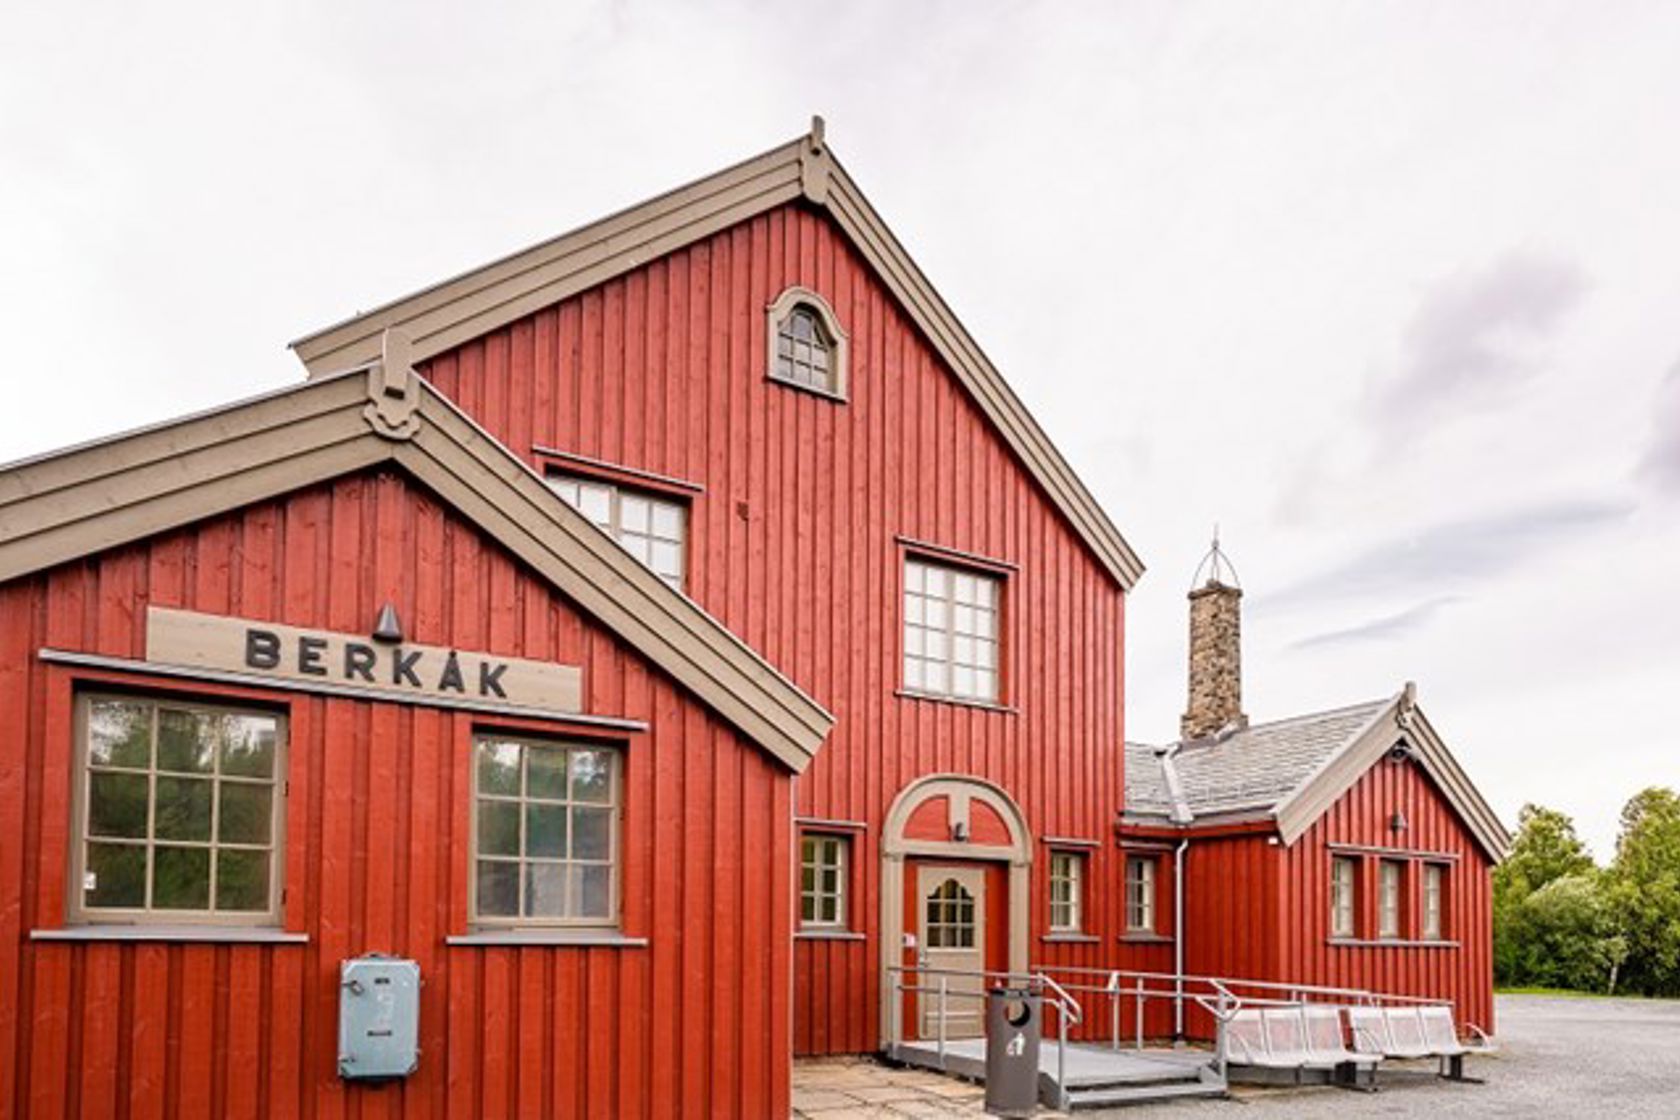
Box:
(1605, 787, 1680, 996)
(1493, 804, 1597, 985)
(1507, 873, 1624, 992)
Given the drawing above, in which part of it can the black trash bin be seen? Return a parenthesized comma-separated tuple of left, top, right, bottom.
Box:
(984, 985, 1041, 1117)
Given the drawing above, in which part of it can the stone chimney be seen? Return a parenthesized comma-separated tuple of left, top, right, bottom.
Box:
(1181, 537, 1247, 741)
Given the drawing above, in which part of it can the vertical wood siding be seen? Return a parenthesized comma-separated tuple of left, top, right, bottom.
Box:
(1277, 758, 1496, 1035)
(415, 202, 1129, 1055)
(0, 470, 793, 1119)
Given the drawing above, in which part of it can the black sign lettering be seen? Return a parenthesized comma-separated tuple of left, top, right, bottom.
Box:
(438, 651, 465, 693)
(478, 661, 509, 698)
(298, 636, 329, 676)
(245, 629, 281, 670)
(344, 643, 377, 683)
(393, 649, 422, 687)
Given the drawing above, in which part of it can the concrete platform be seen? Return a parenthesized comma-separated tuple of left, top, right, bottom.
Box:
(887, 1038, 1225, 1108)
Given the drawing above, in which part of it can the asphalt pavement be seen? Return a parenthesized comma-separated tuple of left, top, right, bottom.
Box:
(1092, 993, 1680, 1119)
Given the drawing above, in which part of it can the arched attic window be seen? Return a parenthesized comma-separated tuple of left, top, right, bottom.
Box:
(767, 286, 849, 399)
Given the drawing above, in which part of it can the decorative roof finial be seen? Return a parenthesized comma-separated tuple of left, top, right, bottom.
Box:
(1191, 525, 1241, 591)
(809, 114, 826, 152)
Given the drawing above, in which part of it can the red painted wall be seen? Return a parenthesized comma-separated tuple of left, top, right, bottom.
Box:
(1124, 756, 1496, 1041)
(1277, 756, 1495, 1035)
(0, 469, 794, 1119)
(415, 201, 1130, 1055)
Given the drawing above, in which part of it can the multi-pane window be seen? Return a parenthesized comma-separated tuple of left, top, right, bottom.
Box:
(473, 736, 618, 926)
(773, 305, 838, 393)
(75, 695, 284, 923)
(1330, 856, 1357, 938)
(548, 473, 686, 590)
(903, 559, 1001, 703)
(1125, 855, 1156, 933)
(1378, 860, 1403, 939)
(1422, 863, 1445, 940)
(924, 878, 976, 948)
(1050, 851, 1084, 932)
(800, 834, 847, 928)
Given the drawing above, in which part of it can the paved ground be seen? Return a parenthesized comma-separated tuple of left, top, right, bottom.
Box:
(792, 994, 1680, 1118)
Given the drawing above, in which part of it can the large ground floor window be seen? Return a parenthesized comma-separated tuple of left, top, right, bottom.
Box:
(472, 734, 620, 927)
(74, 693, 285, 924)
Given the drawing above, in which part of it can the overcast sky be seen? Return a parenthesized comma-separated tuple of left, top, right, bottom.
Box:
(4, 1, 1677, 859)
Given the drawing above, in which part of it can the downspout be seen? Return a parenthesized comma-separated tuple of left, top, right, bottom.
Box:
(1174, 838, 1188, 1040)
(1157, 745, 1195, 1041)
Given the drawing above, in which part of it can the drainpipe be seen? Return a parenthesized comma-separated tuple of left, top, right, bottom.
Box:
(1157, 744, 1195, 1042)
(1174, 838, 1188, 1040)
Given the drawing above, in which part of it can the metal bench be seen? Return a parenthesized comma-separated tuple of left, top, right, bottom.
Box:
(1303, 1005, 1380, 1090)
(1349, 1005, 1491, 1083)
(1420, 1005, 1495, 1082)
(1226, 1006, 1376, 1088)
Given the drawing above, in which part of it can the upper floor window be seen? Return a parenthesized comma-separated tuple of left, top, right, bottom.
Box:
(1050, 851, 1085, 932)
(1378, 859, 1403, 939)
(472, 734, 620, 927)
(800, 833, 848, 929)
(1124, 855, 1156, 933)
(903, 558, 1001, 704)
(1422, 863, 1446, 940)
(73, 694, 285, 925)
(548, 473, 685, 590)
(767, 286, 848, 399)
(1330, 856, 1357, 938)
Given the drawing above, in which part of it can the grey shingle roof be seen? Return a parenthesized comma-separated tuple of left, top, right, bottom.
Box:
(1125, 698, 1392, 820)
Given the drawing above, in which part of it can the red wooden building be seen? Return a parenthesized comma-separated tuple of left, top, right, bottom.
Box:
(0, 123, 1504, 1118)
(1119, 554, 1509, 1040)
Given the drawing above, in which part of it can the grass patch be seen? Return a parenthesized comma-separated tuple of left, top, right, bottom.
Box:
(1497, 986, 1632, 999)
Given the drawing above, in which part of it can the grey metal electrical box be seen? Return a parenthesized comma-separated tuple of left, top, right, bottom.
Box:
(338, 955, 420, 1080)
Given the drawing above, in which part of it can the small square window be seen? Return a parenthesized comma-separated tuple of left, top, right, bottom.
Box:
(903, 558, 1003, 704)
(548, 472, 686, 590)
(1124, 856, 1155, 933)
(1050, 852, 1085, 932)
(800, 834, 848, 929)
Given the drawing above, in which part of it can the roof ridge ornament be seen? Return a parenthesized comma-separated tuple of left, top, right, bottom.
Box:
(800, 114, 831, 205)
(1190, 525, 1241, 591)
(364, 328, 422, 441)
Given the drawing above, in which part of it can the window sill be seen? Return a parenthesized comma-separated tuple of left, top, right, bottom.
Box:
(895, 689, 1017, 715)
(797, 929, 867, 941)
(1118, 933, 1174, 945)
(1041, 932, 1100, 944)
(1327, 937, 1461, 949)
(766, 373, 848, 404)
(447, 930, 648, 948)
(33, 926, 307, 944)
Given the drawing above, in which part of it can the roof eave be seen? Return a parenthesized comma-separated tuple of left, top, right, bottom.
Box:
(288, 125, 1146, 591)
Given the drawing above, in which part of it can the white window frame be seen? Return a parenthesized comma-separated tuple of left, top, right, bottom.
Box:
(470, 734, 622, 930)
(1422, 863, 1445, 940)
(1330, 856, 1357, 938)
(1378, 859, 1403, 939)
(1124, 855, 1156, 933)
(1049, 851, 1085, 933)
(547, 472, 686, 590)
(799, 833, 848, 929)
(70, 693, 287, 927)
(766, 286, 849, 400)
(902, 557, 1003, 704)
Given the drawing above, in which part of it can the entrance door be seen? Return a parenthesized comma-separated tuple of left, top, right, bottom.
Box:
(916, 864, 986, 1039)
